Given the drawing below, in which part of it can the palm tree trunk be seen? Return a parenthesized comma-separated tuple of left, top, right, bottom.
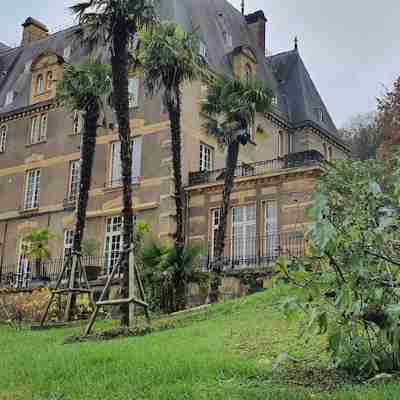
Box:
(209, 140, 240, 303)
(166, 87, 186, 311)
(66, 103, 99, 321)
(111, 21, 134, 326)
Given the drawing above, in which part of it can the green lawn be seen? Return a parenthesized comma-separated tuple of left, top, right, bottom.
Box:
(1, 287, 399, 400)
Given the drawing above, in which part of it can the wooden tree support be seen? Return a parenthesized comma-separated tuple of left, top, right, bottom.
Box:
(39, 253, 95, 327)
(84, 246, 150, 337)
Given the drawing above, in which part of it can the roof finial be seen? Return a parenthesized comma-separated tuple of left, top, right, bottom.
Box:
(241, 0, 245, 15)
(294, 36, 299, 51)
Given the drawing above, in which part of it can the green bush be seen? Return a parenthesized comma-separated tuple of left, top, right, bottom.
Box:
(278, 150, 400, 377)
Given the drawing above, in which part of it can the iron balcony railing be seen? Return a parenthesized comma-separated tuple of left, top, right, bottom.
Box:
(0, 256, 119, 290)
(198, 232, 305, 271)
(189, 150, 324, 186)
(0, 232, 305, 289)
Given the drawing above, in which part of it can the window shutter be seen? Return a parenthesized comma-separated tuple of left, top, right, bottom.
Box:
(132, 136, 142, 182)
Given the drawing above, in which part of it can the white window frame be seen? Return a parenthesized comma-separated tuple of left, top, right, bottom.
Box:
(5, 91, 13, 106)
(278, 131, 284, 158)
(68, 160, 81, 202)
(16, 240, 32, 288)
(0, 124, 7, 153)
(210, 208, 221, 261)
(36, 74, 44, 94)
(63, 230, 74, 259)
(263, 200, 279, 260)
(109, 137, 142, 187)
(30, 113, 48, 144)
(103, 216, 123, 274)
(231, 204, 257, 265)
(128, 77, 139, 108)
(24, 169, 41, 210)
(199, 41, 208, 60)
(200, 142, 214, 172)
(72, 110, 83, 135)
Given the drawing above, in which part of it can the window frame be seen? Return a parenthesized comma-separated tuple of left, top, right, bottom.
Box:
(63, 230, 74, 259)
(24, 169, 41, 210)
(199, 142, 214, 172)
(46, 70, 53, 90)
(0, 124, 7, 153)
(67, 160, 81, 203)
(29, 113, 48, 144)
(72, 110, 83, 135)
(36, 74, 44, 95)
(5, 91, 14, 106)
(128, 77, 139, 108)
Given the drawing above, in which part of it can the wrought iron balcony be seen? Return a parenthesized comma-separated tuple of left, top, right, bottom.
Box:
(188, 150, 323, 186)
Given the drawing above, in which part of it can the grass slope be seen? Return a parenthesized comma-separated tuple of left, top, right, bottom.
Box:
(1, 287, 399, 400)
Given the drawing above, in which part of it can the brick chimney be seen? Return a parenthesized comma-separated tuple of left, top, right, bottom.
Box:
(245, 10, 267, 53)
(21, 17, 49, 46)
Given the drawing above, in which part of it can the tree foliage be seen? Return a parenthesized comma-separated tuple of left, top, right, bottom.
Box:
(278, 152, 400, 377)
(339, 112, 382, 160)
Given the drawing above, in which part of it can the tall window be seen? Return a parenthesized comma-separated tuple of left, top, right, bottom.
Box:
(264, 201, 279, 260)
(72, 110, 83, 135)
(67, 160, 81, 202)
(36, 74, 44, 94)
(231, 204, 256, 265)
(63, 230, 74, 259)
(328, 146, 333, 162)
(109, 137, 142, 187)
(200, 143, 213, 171)
(46, 71, 53, 90)
(24, 169, 41, 210)
(16, 240, 32, 288)
(210, 208, 221, 261)
(30, 114, 47, 144)
(245, 63, 252, 83)
(128, 77, 139, 108)
(0, 124, 7, 153)
(199, 41, 208, 60)
(103, 216, 123, 274)
(63, 45, 71, 60)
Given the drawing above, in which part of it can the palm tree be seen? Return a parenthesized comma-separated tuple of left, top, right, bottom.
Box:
(139, 22, 206, 310)
(22, 228, 53, 278)
(71, 0, 157, 325)
(201, 76, 274, 301)
(58, 60, 112, 289)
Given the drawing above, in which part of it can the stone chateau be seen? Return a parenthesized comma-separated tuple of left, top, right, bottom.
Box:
(0, 0, 348, 288)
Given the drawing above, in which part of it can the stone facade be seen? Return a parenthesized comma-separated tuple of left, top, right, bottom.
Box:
(0, 2, 349, 286)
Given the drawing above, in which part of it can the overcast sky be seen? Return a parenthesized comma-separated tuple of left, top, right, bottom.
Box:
(1, 0, 399, 128)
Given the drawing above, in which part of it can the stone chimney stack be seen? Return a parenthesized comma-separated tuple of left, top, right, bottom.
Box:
(245, 10, 267, 53)
(21, 17, 49, 46)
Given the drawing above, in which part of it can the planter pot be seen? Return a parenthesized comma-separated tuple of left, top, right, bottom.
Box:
(84, 265, 102, 281)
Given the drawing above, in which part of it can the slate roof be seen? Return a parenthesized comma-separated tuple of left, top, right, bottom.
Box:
(0, 0, 343, 145)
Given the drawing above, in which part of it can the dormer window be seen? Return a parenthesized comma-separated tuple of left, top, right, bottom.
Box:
(315, 108, 324, 122)
(271, 96, 278, 106)
(5, 91, 14, 106)
(245, 63, 252, 83)
(46, 71, 53, 90)
(0, 124, 7, 153)
(36, 74, 44, 94)
(222, 31, 232, 47)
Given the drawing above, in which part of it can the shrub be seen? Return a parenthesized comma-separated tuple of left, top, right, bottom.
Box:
(278, 152, 400, 377)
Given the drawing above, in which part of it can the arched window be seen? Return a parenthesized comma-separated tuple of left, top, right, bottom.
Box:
(36, 74, 44, 94)
(245, 63, 252, 83)
(46, 71, 53, 89)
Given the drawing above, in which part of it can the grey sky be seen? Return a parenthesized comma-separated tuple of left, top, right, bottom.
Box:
(1, 0, 399, 128)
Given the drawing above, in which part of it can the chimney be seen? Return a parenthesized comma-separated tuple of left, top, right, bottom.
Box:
(245, 10, 267, 53)
(21, 17, 49, 46)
